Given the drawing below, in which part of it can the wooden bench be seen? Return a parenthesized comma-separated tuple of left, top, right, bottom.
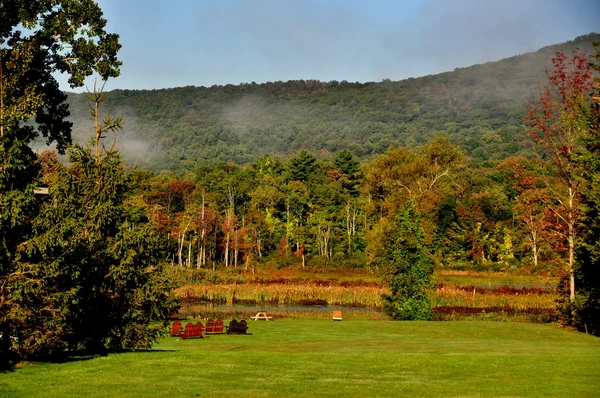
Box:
(205, 318, 225, 334)
(332, 311, 343, 321)
(171, 320, 182, 336)
(180, 321, 205, 339)
(227, 319, 249, 334)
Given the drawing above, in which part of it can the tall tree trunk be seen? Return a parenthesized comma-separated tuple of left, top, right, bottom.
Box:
(568, 185, 576, 302)
(346, 201, 352, 254)
(224, 234, 229, 267)
(178, 233, 184, 266)
(198, 191, 206, 269)
(196, 242, 204, 269)
(531, 230, 539, 269)
(285, 199, 291, 249)
(257, 234, 262, 258)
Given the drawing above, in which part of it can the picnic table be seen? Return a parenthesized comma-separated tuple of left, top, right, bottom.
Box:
(251, 311, 273, 321)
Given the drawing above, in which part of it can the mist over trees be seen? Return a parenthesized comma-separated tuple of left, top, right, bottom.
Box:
(61, 34, 600, 172)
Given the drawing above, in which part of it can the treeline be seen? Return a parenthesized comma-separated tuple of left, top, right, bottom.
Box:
(63, 33, 600, 172)
(122, 139, 560, 274)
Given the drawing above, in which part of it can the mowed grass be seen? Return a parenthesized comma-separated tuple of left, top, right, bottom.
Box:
(1, 320, 599, 397)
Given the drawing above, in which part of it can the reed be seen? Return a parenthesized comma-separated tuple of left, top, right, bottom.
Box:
(174, 270, 559, 322)
(432, 284, 557, 310)
(175, 283, 388, 307)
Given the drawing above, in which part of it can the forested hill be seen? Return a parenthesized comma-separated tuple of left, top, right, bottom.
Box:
(65, 33, 600, 172)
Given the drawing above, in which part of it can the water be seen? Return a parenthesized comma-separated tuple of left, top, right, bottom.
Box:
(180, 301, 384, 319)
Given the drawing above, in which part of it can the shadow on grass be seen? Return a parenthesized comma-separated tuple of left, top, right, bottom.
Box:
(1, 348, 177, 371)
(54, 348, 177, 363)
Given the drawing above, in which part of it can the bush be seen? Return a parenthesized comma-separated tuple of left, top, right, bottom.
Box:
(379, 205, 434, 320)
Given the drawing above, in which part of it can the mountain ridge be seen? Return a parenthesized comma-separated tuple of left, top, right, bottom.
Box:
(63, 33, 600, 172)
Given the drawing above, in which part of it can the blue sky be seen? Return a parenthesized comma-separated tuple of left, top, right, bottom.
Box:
(58, 0, 600, 91)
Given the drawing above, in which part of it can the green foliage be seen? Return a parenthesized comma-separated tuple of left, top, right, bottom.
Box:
(0, 0, 122, 368)
(568, 42, 600, 335)
(379, 205, 434, 320)
(62, 34, 600, 172)
(8, 146, 178, 358)
(333, 149, 360, 196)
(334, 149, 360, 176)
(287, 149, 318, 182)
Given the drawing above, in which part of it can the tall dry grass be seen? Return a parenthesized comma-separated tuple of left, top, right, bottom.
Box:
(175, 283, 387, 307)
(432, 284, 557, 310)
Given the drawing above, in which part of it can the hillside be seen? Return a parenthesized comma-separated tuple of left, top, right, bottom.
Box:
(64, 33, 600, 172)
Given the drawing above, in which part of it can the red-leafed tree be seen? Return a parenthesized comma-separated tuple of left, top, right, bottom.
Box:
(526, 50, 595, 302)
(508, 159, 555, 270)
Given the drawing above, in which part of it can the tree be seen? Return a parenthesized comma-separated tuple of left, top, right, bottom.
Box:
(362, 137, 464, 267)
(333, 149, 360, 196)
(571, 42, 600, 335)
(506, 158, 555, 270)
(4, 84, 178, 362)
(0, 0, 121, 368)
(288, 149, 318, 182)
(362, 136, 464, 218)
(378, 205, 433, 320)
(0, 0, 120, 186)
(526, 50, 595, 302)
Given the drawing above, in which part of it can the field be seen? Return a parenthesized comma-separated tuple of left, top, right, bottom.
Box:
(2, 320, 599, 397)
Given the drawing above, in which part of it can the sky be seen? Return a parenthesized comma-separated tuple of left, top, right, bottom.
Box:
(56, 0, 600, 91)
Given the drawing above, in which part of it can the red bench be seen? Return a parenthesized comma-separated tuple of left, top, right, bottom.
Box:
(206, 318, 225, 334)
(180, 321, 205, 339)
(171, 320, 182, 337)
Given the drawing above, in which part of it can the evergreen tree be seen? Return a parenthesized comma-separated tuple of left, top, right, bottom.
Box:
(288, 149, 317, 182)
(0, 0, 121, 368)
(572, 43, 600, 335)
(5, 84, 178, 361)
(334, 149, 360, 197)
(16, 146, 179, 355)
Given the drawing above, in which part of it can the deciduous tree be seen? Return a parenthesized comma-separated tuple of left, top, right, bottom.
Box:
(527, 50, 595, 302)
(0, 0, 120, 368)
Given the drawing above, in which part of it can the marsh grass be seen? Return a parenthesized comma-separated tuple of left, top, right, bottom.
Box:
(435, 270, 557, 288)
(2, 320, 599, 397)
(172, 268, 560, 322)
(432, 284, 557, 309)
(176, 283, 387, 307)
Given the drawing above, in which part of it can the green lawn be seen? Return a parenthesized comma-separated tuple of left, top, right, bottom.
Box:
(1, 320, 599, 397)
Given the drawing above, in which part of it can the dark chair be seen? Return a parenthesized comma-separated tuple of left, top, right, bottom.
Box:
(227, 319, 249, 334)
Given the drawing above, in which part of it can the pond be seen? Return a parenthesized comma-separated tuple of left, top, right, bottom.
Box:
(179, 301, 386, 320)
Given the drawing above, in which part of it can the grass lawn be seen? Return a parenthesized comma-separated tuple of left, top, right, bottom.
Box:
(1, 320, 599, 397)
